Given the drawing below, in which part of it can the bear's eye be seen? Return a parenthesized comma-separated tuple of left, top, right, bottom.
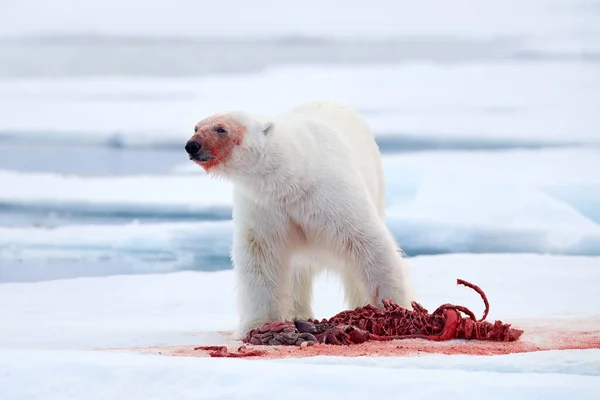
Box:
(215, 127, 227, 134)
(194, 126, 198, 133)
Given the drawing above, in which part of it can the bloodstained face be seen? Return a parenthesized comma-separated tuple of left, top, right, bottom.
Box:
(185, 115, 246, 172)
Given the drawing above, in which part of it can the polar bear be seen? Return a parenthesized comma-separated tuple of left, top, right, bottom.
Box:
(185, 101, 414, 337)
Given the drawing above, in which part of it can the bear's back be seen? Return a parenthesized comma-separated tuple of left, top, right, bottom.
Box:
(288, 100, 386, 218)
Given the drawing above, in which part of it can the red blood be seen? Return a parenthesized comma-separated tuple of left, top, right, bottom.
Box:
(135, 318, 600, 359)
(193, 345, 267, 358)
(191, 115, 246, 171)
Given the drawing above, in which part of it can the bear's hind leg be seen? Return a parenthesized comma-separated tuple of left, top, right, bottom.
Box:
(290, 264, 316, 321)
(340, 268, 370, 310)
(337, 219, 413, 309)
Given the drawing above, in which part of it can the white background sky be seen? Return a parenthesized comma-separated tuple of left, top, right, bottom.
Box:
(0, 0, 597, 38)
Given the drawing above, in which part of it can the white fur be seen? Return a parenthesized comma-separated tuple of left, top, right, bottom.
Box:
(202, 101, 414, 337)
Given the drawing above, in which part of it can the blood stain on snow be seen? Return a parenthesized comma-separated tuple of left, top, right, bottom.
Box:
(123, 317, 600, 359)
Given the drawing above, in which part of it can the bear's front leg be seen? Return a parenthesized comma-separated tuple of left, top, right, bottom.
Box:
(231, 201, 295, 338)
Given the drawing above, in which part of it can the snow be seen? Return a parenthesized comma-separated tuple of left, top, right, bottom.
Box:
(1, 0, 599, 46)
(0, 169, 231, 218)
(1, 254, 600, 399)
(1, 62, 599, 146)
(290, 350, 600, 376)
(2, 350, 599, 400)
(2, 349, 600, 400)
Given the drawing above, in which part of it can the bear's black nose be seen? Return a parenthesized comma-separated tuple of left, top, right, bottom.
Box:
(185, 140, 201, 156)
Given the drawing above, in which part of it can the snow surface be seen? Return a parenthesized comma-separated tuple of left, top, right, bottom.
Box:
(1, 0, 599, 48)
(2, 348, 599, 400)
(1, 254, 600, 399)
(0, 169, 231, 218)
(1, 62, 599, 145)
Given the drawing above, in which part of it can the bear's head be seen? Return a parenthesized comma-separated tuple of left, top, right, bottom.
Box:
(185, 112, 273, 177)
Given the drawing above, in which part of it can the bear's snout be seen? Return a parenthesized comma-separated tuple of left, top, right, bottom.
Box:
(185, 140, 202, 156)
(185, 115, 246, 171)
(185, 139, 214, 162)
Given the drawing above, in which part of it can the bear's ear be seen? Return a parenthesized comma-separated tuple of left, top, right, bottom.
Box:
(262, 121, 274, 135)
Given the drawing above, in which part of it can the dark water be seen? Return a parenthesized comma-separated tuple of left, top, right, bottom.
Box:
(0, 144, 186, 176)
